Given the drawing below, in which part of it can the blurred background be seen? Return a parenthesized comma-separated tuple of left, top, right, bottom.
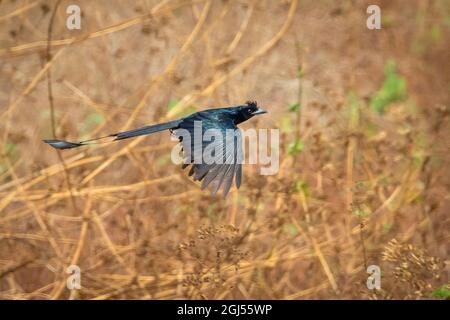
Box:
(0, 0, 449, 299)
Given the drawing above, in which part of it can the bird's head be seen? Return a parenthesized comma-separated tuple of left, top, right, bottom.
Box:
(233, 101, 267, 124)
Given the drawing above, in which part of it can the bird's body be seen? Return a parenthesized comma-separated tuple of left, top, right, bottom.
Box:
(44, 101, 266, 196)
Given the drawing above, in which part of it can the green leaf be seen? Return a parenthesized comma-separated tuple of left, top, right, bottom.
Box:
(431, 285, 450, 300)
(370, 60, 407, 114)
(288, 103, 300, 112)
(293, 180, 309, 195)
(288, 139, 304, 155)
(168, 99, 196, 117)
(167, 99, 179, 111)
(283, 223, 299, 237)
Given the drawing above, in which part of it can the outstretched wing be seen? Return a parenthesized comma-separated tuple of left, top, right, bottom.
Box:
(173, 112, 243, 197)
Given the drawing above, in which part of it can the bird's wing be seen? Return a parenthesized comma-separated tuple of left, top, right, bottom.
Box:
(173, 113, 243, 197)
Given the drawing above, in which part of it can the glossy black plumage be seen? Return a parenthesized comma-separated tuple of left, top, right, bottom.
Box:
(43, 101, 266, 196)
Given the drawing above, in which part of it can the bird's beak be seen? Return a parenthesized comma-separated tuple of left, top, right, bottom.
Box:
(252, 108, 267, 115)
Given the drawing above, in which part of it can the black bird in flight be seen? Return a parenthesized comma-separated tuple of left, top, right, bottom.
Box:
(44, 101, 267, 196)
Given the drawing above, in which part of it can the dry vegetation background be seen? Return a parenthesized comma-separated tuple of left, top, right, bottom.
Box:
(0, 0, 449, 299)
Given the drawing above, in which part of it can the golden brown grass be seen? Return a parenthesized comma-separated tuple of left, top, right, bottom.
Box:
(0, 0, 449, 299)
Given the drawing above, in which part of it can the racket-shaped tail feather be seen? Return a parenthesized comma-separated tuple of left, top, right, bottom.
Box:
(43, 119, 181, 150)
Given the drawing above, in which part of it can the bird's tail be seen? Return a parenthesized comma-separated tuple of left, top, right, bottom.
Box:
(43, 119, 181, 150)
(112, 120, 181, 140)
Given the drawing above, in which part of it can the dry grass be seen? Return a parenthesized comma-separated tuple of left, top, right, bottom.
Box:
(0, 0, 449, 299)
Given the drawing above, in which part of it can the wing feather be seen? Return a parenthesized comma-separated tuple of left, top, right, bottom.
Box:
(174, 113, 243, 196)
